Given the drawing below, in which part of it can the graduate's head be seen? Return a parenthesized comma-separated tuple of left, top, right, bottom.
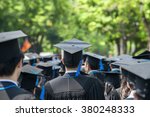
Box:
(54, 38, 91, 69)
(0, 53, 24, 77)
(0, 31, 27, 78)
(61, 50, 82, 68)
(25, 53, 39, 66)
(84, 52, 105, 73)
(121, 62, 150, 100)
(85, 56, 99, 72)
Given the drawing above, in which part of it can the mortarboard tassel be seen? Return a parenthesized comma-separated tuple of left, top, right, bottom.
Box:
(99, 59, 104, 71)
(75, 60, 82, 77)
(40, 86, 45, 100)
(35, 76, 39, 87)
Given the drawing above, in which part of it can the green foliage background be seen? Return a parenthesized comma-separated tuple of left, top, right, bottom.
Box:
(0, 0, 150, 56)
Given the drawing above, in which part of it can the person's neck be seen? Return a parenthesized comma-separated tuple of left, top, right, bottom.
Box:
(66, 67, 77, 72)
(86, 67, 92, 73)
(0, 73, 17, 83)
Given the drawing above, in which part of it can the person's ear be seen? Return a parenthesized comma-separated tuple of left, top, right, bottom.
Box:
(17, 59, 23, 69)
(87, 64, 90, 71)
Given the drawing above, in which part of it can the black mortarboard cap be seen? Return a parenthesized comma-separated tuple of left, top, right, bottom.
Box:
(104, 70, 121, 89)
(20, 65, 43, 92)
(36, 61, 53, 68)
(39, 52, 53, 62)
(38, 61, 61, 81)
(25, 53, 40, 65)
(84, 52, 106, 60)
(54, 39, 91, 68)
(84, 52, 106, 70)
(112, 59, 150, 68)
(0, 30, 27, 63)
(36, 61, 53, 79)
(25, 53, 40, 60)
(117, 59, 150, 85)
(103, 54, 131, 71)
(121, 62, 150, 99)
(21, 64, 43, 75)
(54, 38, 91, 54)
(133, 50, 150, 59)
(106, 54, 132, 63)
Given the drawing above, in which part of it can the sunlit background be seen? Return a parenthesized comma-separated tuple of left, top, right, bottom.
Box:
(0, 0, 150, 56)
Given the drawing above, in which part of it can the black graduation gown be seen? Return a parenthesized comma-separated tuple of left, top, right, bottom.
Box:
(104, 82, 120, 100)
(44, 72, 105, 100)
(0, 81, 35, 100)
(88, 70, 105, 84)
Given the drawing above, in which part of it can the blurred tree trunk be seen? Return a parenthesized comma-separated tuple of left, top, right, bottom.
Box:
(30, 34, 44, 53)
(140, 1, 150, 50)
(119, 23, 127, 55)
(142, 12, 150, 50)
(120, 38, 124, 55)
(116, 39, 120, 55)
(128, 41, 132, 55)
(119, 38, 127, 55)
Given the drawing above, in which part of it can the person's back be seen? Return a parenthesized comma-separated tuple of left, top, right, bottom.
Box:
(44, 39, 105, 100)
(45, 72, 104, 100)
(0, 81, 34, 100)
(88, 70, 105, 84)
(104, 82, 120, 100)
(83, 52, 105, 84)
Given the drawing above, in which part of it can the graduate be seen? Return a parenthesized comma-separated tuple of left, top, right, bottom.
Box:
(36, 61, 54, 81)
(104, 54, 132, 70)
(44, 39, 105, 100)
(83, 52, 106, 83)
(103, 70, 121, 100)
(83, 53, 121, 100)
(39, 52, 53, 62)
(0, 30, 35, 100)
(20, 64, 43, 93)
(121, 62, 150, 100)
(24, 52, 40, 66)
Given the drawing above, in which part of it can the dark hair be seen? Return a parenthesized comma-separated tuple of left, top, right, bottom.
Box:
(85, 58, 99, 70)
(0, 52, 24, 77)
(89, 63, 99, 70)
(64, 51, 82, 68)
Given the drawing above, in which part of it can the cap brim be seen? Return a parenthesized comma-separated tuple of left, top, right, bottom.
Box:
(0, 30, 27, 43)
(54, 38, 91, 54)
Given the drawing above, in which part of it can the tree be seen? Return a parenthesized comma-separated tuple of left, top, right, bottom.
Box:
(0, 0, 150, 56)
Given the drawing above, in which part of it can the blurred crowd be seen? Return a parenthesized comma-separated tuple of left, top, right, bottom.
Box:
(0, 30, 150, 100)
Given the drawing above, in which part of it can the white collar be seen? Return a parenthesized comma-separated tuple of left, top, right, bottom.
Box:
(65, 70, 77, 73)
(0, 79, 18, 86)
